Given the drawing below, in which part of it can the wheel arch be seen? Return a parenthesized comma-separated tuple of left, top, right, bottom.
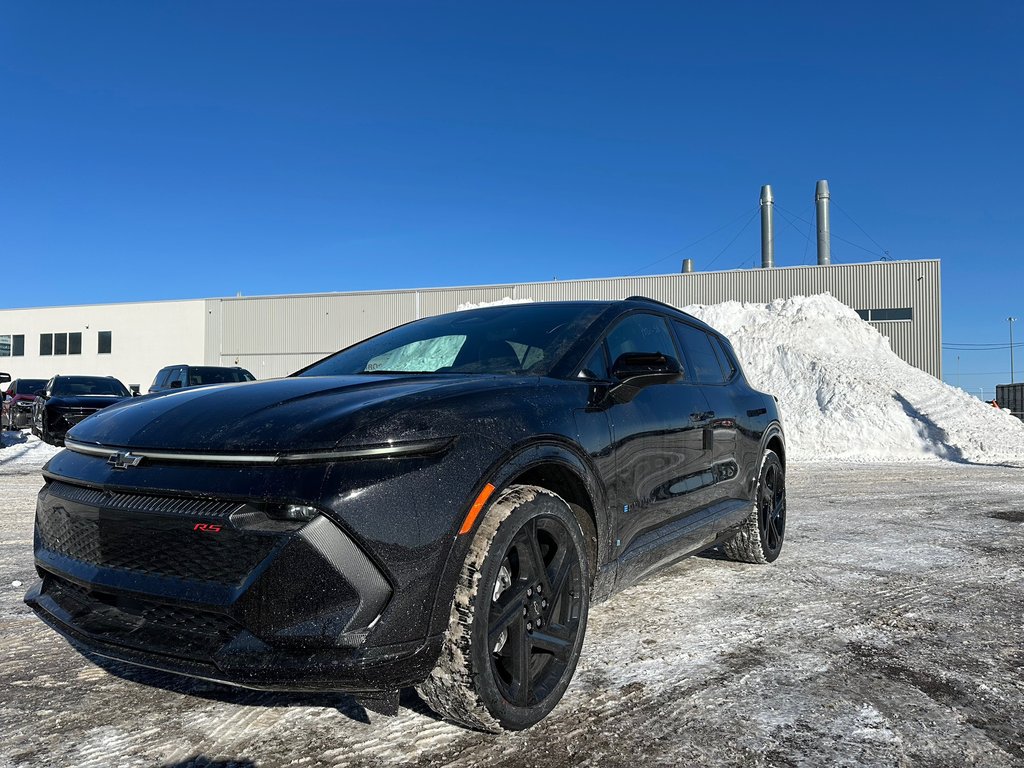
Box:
(428, 438, 609, 639)
(762, 421, 786, 469)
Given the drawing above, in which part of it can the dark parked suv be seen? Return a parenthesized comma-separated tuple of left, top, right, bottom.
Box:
(31, 375, 133, 446)
(148, 365, 255, 394)
(26, 298, 786, 730)
(3, 378, 48, 430)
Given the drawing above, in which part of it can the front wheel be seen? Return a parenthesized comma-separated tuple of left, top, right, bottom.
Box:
(418, 485, 591, 731)
(722, 449, 786, 564)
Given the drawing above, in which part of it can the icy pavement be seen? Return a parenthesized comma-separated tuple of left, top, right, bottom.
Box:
(2, 449, 1023, 767)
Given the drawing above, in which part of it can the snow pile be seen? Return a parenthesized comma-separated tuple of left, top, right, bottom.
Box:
(0, 431, 60, 469)
(684, 294, 1024, 463)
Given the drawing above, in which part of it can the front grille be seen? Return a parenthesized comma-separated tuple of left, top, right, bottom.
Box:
(47, 575, 240, 657)
(37, 484, 279, 585)
(48, 481, 242, 518)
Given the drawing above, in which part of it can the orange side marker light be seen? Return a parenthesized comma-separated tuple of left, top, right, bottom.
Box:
(459, 483, 496, 535)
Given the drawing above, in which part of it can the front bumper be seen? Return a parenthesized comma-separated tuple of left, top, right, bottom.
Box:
(24, 475, 436, 692)
(8, 404, 34, 429)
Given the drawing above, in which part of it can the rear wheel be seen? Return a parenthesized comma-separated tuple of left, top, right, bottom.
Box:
(418, 485, 590, 731)
(722, 449, 786, 564)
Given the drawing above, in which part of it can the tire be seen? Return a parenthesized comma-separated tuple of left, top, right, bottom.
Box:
(722, 449, 786, 564)
(417, 485, 591, 732)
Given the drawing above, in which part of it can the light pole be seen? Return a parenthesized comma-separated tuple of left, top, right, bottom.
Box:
(1011, 317, 1018, 384)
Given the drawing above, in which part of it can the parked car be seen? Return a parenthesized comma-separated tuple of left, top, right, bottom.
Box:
(31, 375, 133, 446)
(148, 365, 255, 394)
(25, 298, 786, 730)
(2, 378, 48, 430)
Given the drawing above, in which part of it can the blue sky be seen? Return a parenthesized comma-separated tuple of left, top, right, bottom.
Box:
(1, 2, 1020, 396)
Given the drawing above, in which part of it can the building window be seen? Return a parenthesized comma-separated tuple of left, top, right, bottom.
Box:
(856, 308, 913, 322)
(40, 331, 84, 355)
(0, 335, 9, 357)
(12, 335, 24, 356)
(98, 331, 112, 354)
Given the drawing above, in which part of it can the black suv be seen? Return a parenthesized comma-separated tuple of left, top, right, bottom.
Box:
(148, 365, 255, 394)
(26, 298, 785, 730)
(31, 375, 133, 446)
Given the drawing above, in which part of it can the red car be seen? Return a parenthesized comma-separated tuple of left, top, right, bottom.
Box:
(3, 377, 48, 430)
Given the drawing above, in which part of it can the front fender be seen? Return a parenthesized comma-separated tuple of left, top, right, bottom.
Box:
(425, 435, 608, 639)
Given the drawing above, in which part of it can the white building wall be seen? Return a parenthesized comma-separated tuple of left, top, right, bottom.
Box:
(0, 300, 207, 393)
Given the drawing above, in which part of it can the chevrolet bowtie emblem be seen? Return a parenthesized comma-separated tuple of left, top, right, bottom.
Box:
(108, 452, 144, 470)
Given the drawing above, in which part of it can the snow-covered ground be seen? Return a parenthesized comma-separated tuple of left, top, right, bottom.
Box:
(684, 294, 1024, 463)
(2, 449, 1022, 766)
(0, 431, 61, 471)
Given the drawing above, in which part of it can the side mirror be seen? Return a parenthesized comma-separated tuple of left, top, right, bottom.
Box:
(0, 372, 10, 384)
(33, 390, 45, 398)
(170, 380, 183, 389)
(605, 352, 682, 404)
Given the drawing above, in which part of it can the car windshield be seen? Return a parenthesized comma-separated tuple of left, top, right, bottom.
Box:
(297, 303, 606, 377)
(19, 379, 46, 394)
(188, 367, 255, 386)
(52, 377, 130, 397)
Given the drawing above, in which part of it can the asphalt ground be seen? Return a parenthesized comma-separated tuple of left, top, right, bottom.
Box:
(1, 450, 1022, 768)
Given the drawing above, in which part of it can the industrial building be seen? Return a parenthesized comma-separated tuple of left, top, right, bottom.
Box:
(0, 259, 941, 391)
(0, 181, 942, 391)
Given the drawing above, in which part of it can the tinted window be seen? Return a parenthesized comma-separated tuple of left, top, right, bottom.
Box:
(673, 321, 726, 384)
(16, 379, 45, 395)
(0, 335, 9, 356)
(299, 303, 605, 377)
(578, 345, 609, 380)
(69, 332, 82, 355)
(98, 331, 112, 354)
(52, 377, 130, 397)
(40, 334, 53, 356)
(605, 313, 679, 369)
(708, 335, 737, 380)
(169, 367, 187, 387)
(54, 333, 68, 355)
(13, 335, 24, 356)
(187, 367, 256, 386)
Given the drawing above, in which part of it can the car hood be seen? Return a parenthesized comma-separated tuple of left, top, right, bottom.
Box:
(66, 374, 538, 453)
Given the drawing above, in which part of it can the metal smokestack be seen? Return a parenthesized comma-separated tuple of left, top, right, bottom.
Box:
(815, 179, 831, 265)
(760, 184, 774, 268)
(681, 258, 694, 273)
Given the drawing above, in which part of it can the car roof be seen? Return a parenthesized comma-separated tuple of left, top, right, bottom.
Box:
(454, 297, 720, 336)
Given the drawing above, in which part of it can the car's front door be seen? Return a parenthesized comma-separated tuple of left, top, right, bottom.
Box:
(599, 312, 717, 586)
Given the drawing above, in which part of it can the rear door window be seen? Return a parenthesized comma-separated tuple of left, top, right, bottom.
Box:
(673, 322, 726, 384)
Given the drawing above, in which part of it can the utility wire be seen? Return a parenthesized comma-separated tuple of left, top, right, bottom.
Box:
(629, 206, 758, 275)
(704, 207, 760, 271)
(776, 204, 886, 259)
(944, 343, 1024, 350)
(832, 200, 886, 254)
(774, 204, 813, 243)
(802, 203, 814, 264)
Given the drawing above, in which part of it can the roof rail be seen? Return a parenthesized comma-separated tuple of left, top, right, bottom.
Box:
(624, 295, 681, 312)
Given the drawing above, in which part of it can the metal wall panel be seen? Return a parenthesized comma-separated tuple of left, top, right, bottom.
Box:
(207, 260, 942, 378)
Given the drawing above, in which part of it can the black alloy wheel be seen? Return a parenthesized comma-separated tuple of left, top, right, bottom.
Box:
(759, 458, 786, 557)
(722, 449, 786, 564)
(486, 516, 585, 710)
(418, 485, 591, 731)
